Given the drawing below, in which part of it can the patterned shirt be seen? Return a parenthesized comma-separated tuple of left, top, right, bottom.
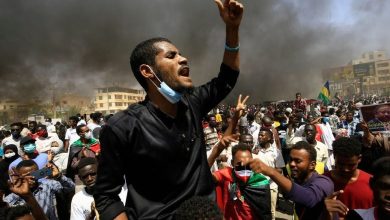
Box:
(5, 176, 75, 220)
(203, 126, 219, 151)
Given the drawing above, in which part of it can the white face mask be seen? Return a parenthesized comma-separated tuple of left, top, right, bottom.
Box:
(4, 152, 16, 158)
(84, 131, 92, 140)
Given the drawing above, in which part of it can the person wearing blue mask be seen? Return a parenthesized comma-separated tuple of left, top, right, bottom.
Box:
(93, 1, 244, 219)
(8, 136, 48, 171)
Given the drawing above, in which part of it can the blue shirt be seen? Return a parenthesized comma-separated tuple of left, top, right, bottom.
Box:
(4, 175, 75, 220)
(8, 153, 48, 170)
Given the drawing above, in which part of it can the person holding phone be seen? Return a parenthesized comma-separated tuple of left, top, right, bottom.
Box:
(4, 160, 75, 220)
(93, 1, 244, 219)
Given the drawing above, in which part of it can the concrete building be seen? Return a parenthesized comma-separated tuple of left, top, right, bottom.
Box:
(94, 87, 146, 115)
(323, 51, 390, 98)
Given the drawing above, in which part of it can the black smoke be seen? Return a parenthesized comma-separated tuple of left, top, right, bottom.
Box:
(1, 0, 389, 103)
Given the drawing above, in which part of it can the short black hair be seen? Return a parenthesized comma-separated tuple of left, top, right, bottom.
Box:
(77, 157, 98, 171)
(291, 141, 317, 162)
(174, 196, 223, 220)
(247, 113, 255, 121)
(231, 143, 252, 158)
(5, 205, 32, 220)
(206, 114, 216, 122)
(69, 116, 79, 122)
(76, 124, 88, 135)
(130, 37, 172, 91)
(16, 160, 38, 170)
(332, 137, 362, 157)
(10, 122, 23, 128)
(371, 156, 390, 182)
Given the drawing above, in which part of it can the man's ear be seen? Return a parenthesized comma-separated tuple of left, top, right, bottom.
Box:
(139, 64, 154, 79)
(309, 160, 316, 171)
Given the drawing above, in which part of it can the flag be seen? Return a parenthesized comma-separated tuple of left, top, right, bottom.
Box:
(318, 81, 331, 105)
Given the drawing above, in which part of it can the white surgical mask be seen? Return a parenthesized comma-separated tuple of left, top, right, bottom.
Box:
(84, 131, 92, 140)
(4, 152, 16, 158)
(148, 66, 182, 104)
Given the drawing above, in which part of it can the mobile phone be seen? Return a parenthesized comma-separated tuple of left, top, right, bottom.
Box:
(30, 167, 52, 180)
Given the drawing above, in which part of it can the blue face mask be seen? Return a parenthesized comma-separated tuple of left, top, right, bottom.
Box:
(322, 117, 330, 124)
(24, 143, 36, 154)
(148, 67, 182, 104)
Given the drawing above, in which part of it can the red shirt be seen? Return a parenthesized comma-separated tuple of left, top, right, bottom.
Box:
(214, 167, 256, 220)
(325, 169, 373, 210)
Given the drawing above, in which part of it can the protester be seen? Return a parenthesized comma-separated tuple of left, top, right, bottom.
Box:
(286, 124, 329, 168)
(253, 128, 285, 220)
(66, 124, 100, 181)
(4, 160, 75, 220)
(70, 157, 127, 220)
(324, 137, 373, 214)
(93, 1, 244, 219)
(248, 141, 334, 220)
(0, 144, 19, 195)
(212, 143, 271, 220)
(64, 116, 80, 152)
(2, 122, 23, 155)
(9, 136, 49, 171)
(34, 124, 63, 154)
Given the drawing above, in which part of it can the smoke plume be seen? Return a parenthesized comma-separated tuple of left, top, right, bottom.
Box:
(1, 0, 390, 103)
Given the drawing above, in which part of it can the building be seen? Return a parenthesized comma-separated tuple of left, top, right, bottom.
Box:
(323, 51, 390, 98)
(56, 93, 95, 117)
(94, 87, 146, 115)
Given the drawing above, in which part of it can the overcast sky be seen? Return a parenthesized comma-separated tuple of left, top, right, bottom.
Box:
(1, 0, 389, 103)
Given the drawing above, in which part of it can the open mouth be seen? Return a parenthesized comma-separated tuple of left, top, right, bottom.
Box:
(179, 66, 190, 77)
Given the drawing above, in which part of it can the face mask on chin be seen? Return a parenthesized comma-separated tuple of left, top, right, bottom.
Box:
(147, 66, 182, 104)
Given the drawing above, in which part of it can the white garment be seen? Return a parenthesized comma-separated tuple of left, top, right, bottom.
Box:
(1, 136, 22, 155)
(52, 152, 69, 173)
(248, 121, 261, 147)
(87, 123, 101, 133)
(319, 123, 335, 150)
(77, 120, 87, 126)
(286, 136, 329, 164)
(35, 135, 63, 153)
(253, 145, 285, 190)
(65, 128, 80, 147)
(70, 185, 127, 220)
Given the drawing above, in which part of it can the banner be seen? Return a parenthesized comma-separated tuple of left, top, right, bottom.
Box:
(360, 103, 390, 132)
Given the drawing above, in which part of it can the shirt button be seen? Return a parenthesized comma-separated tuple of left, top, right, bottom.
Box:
(187, 147, 190, 151)
(182, 134, 186, 138)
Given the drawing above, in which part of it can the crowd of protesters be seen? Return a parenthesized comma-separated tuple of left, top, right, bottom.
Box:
(1, 0, 390, 219)
(0, 92, 389, 220)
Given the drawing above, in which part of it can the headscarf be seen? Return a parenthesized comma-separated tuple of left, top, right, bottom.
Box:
(2, 144, 19, 163)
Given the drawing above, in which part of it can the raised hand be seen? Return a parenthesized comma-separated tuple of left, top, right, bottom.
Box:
(8, 168, 32, 197)
(215, 0, 244, 28)
(235, 94, 249, 118)
(324, 190, 349, 218)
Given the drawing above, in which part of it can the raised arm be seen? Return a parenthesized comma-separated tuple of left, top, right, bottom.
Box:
(215, 0, 244, 71)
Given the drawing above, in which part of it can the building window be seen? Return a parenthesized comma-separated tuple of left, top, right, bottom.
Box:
(108, 95, 111, 99)
(379, 76, 390, 82)
(99, 96, 103, 100)
(116, 102, 122, 106)
(377, 62, 389, 68)
(115, 95, 122, 99)
(378, 69, 390, 75)
(110, 110, 115, 114)
(100, 103, 103, 107)
(109, 103, 112, 107)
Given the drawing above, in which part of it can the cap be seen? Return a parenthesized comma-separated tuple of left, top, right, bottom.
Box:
(285, 107, 293, 113)
(20, 136, 36, 145)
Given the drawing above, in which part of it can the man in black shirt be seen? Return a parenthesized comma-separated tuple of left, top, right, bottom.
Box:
(93, 1, 244, 219)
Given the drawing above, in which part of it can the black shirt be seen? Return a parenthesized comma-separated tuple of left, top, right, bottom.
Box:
(93, 63, 239, 219)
